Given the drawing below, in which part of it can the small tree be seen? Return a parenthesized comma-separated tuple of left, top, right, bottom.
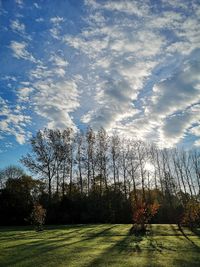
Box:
(30, 203, 46, 231)
(181, 200, 200, 229)
(132, 200, 159, 233)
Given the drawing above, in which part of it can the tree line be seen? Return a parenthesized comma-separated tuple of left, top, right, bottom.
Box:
(0, 127, 200, 228)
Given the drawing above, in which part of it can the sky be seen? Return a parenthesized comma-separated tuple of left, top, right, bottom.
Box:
(0, 0, 200, 168)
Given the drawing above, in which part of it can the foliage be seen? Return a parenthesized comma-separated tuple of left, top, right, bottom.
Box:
(30, 203, 46, 231)
(0, 175, 44, 225)
(181, 200, 200, 229)
(0, 165, 24, 189)
(132, 200, 160, 232)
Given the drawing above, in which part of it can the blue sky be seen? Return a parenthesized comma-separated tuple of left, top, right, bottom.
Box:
(0, 0, 200, 168)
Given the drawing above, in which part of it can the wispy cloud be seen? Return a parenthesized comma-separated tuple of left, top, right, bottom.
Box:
(32, 80, 80, 130)
(147, 59, 200, 118)
(10, 41, 37, 62)
(10, 19, 25, 34)
(35, 17, 44, 23)
(15, 0, 24, 8)
(17, 56, 80, 131)
(49, 16, 64, 39)
(85, 0, 149, 16)
(33, 3, 41, 9)
(74, 0, 200, 147)
(0, 97, 31, 144)
(1, 0, 200, 149)
(50, 54, 69, 67)
(50, 16, 64, 24)
(10, 19, 31, 40)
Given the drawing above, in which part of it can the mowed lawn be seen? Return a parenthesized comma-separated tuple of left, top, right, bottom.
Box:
(0, 224, 200, 267)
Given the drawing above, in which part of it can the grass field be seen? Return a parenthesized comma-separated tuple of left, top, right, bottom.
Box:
(0, 224, 200, 267)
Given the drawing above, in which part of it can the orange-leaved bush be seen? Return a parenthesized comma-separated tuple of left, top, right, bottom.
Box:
(181, 200, 200, 229)
(132, 201, 160, 231)
(30, 203, 46, 231)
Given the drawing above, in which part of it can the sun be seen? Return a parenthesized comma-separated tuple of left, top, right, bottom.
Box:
(145, 162, 155, 173)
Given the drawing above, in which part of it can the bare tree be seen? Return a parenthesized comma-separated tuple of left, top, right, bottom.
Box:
(21, 129, 58, 201)
(137, 141, 147, 202)
(128, 141, 140, 203)
(191, 150, 200, 195)
(0, 165, 24, 189)
(76, 133, 84, 194)
(86, 127, 96, 194)
(97, 128, 109, 191)
(110, 134, 120, 190)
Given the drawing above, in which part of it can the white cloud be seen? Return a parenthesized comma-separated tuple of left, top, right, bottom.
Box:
(194, 139, 200, 147)
(50, 27, 60, 39)
(32, 80, 80, 130)
(64, 10, 166, 133)
(0, 97, 31, 144)
(85, 0, 149, 16)
(17, 87, 33, 101)
(50, 16, 64, 24)
(49, 16, 64, 39)
(190, 125, 200, 136)
(10, 41, 37, 62)
(10, 19, 25, 34)
(29, 64, 52, 79)
(65, 4, 164, 132)
(79, 16, 199, 146)
(33, 3, 41, 9)
(137, 58, 200, 147)
(15, 0, 23, 7)
(35, 17, 44, 23)
(147, 59, 200, 118)
(15, 0, 23, 4)
(64, 35, 109, 59)
(84, 0, 101, 9)
(10, 19, 31, 40)
(1, 75, 17, 82)
(103, 1, 149, 16)
(50, 54, 69, 67)
(16, 58, 81, 134)
(3, 0, 200, 148)
(81, 74, 139, 129)
(158, 106, 200, 147)
(54, 68, 66, 77)
(162, 0, 189, 10)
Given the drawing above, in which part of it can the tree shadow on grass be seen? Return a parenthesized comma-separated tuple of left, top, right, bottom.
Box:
(149, 224, 200, 251)
(86, 226, 144, 267)
(85, 224, 186, 267)
(190, 228, 200, 239)
(1, 225, 121, 267)
(145, 224, 200, 267)
(177, 226, 200, 252)
(85, 224, 200, 267)
(2, 225, 200, 267)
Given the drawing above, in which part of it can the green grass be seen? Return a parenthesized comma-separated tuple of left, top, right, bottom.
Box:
(0, 224, 200, 267)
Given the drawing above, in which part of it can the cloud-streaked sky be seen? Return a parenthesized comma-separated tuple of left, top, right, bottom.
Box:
(0, 0, 200, 167)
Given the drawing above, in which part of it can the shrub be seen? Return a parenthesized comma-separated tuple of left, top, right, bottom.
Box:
(30, 203, 46, 231)
(132, 201, 160, 233)
(181, 200, 200, 229)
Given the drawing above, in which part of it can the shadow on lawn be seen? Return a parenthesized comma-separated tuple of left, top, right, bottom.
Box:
(86, 226, 144, 267)
(2, 224, 200, 267)
(1, 225, 120, 267)
(170, 223, 200, 249)
(86, 224, 200, 267)
(178, 226, 200, 248)
(191, 228, 200, 239)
